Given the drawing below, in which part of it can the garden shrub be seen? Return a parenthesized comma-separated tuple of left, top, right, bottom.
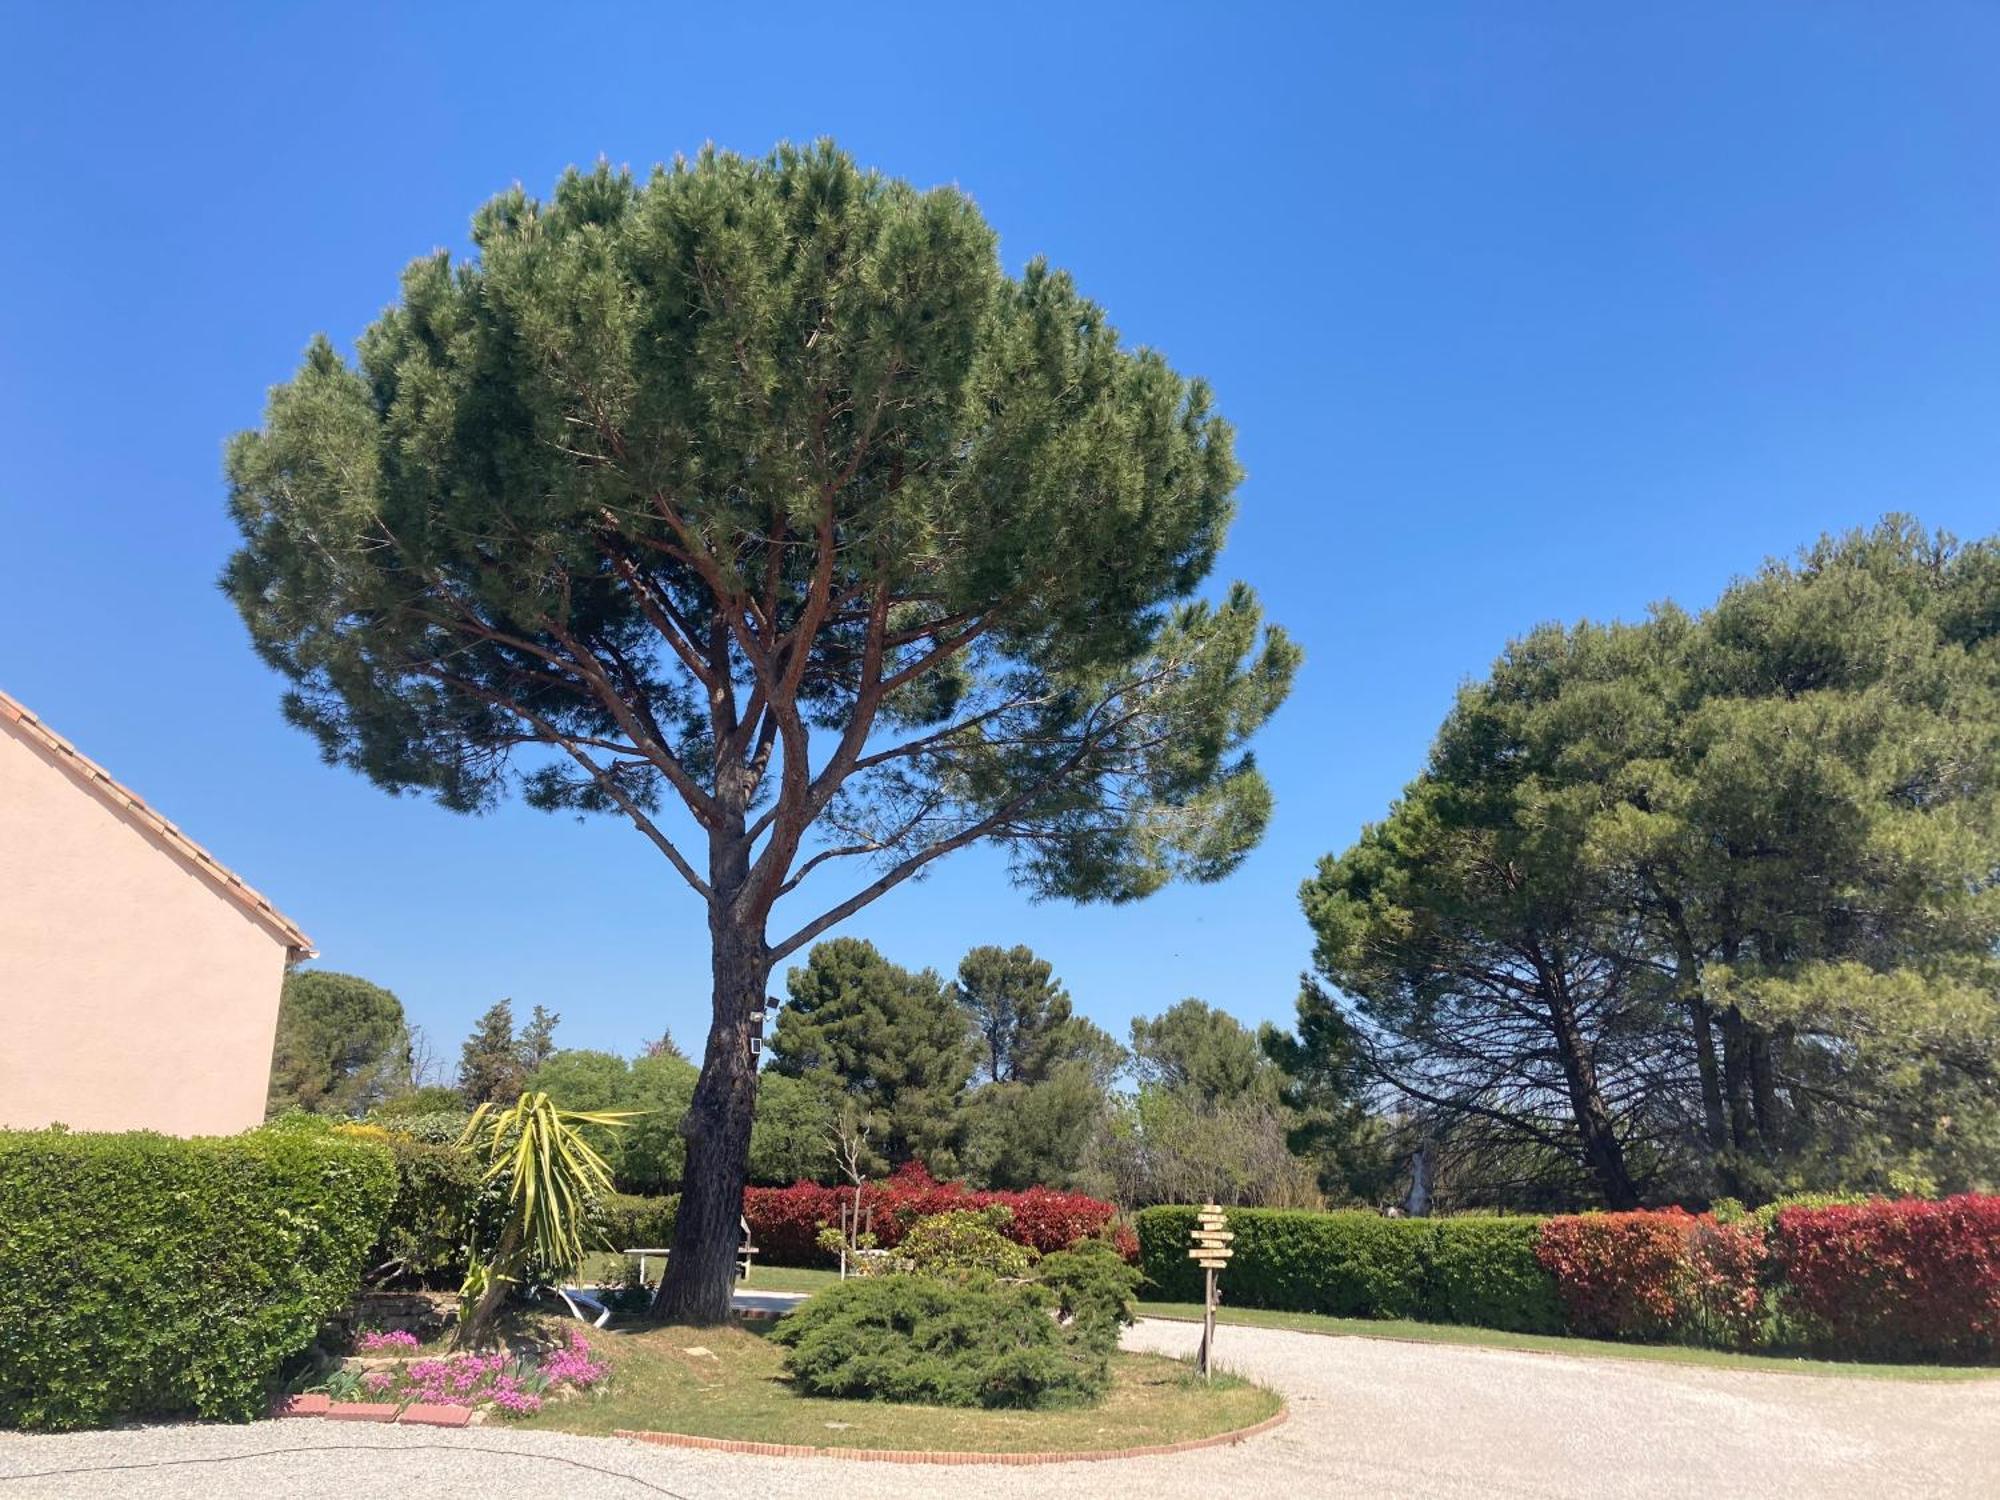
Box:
(744, 1181, 843, 1263)
(349, 1127, 483, 1287)
(743, 1163, 1119, 1266)
(1422, 1216, 1563, 1334)
(770, 1274, 1109, 1407)
(0, 1120, 396, 1430)
(899, 1206, 1036, 1280)
(1534, 1212, 1690, 1340)
(1139, 1207, 1697, 1337)
(1752, 1191, 1875, 1231)
(594, 1192, 679, 1252)
(1136, 1205, 1430, 1317)
(1533, 1210, 1764, 1347)
(1135, 1196, 1999, 1361)
(370, 1088, 473, 1124)
(1682, 1214, 1768, 1350)
(1769, 1195, 2000, 1361)
(367, 1107, 473, 1144)
(1035, 1237, 1143, 1344)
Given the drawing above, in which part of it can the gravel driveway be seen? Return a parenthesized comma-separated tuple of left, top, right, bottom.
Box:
(2, 1319, 1994, 1499)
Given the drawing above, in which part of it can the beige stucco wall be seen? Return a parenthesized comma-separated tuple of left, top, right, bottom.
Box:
(0, 721, 291, 1136)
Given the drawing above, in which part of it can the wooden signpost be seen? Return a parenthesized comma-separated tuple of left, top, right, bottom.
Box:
(1189, 1203, 1232, 1380)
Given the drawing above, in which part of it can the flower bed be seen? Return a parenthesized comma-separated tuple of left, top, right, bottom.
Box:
(323, 1325, 609, 1418)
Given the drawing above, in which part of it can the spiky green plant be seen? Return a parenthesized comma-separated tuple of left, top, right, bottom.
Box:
(454, 1091, 636, 1346)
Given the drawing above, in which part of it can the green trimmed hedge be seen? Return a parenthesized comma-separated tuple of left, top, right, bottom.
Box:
(0, 1121, 396, 1430)
(1423, 1215, 1562, 1332)
(1135, 1205, 1561, 1334)
(596, 1191, 679, 1252)
(363, 1129, 484, 1287)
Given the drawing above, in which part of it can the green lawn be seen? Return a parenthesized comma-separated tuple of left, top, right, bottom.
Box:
(576, 1254, 842, 1297)
(739, 1265, 843, 1294)
(1134, 1302, 2000, 1383)
(517, 1321, 1281, 1452)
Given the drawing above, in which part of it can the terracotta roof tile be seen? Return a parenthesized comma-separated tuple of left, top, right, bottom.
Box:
(0, 687, 315, 957)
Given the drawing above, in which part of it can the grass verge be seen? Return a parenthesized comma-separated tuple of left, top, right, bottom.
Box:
(738, 1265, 843, 1295)
(1134, 1302, 1999, 1383)
(576, 1254, 842, 1298)
(518, 1321, 1281, 1452)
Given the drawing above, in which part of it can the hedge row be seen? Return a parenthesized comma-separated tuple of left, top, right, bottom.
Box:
(744, 1163, 1123, 1266)
(1136, 1196, 2000, 1361)
(1135, 1206, 1560, 1332)
(339, 1124, 486, 1287)
(1772, 1196, 2000, 1360)
(596, 1191, 681, 1252)
(0, 1121, 396, 1430)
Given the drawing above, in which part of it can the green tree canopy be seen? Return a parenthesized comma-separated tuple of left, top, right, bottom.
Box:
(1128, 998, 1274, 1104)
(960, 1061, 1113, 1192)
(526, 1047, 632, 1111)
(1262, 982, 1398, 1204)
(1307, 519, 2000, 1208)
(265, 969, 412, 1118)
(518, 1005, 561, 1073)
(767, 936, 973, 1173)
(745, 1070, 837, 1184)
(457, 1000, 526, 1107)
(615, 1050, 702, 1193)
(952, 944, 1106, 1085)
(223, 142, 1294, 1320)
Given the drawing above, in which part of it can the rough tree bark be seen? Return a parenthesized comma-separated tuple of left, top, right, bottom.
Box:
(1656, 895, 1730, 1160)
(1534, 941, 1640, 1210)
(651, 917, 769, 1323)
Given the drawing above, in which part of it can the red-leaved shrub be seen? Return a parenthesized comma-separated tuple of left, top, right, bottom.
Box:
(743, 1163, 1121, 1266)
(1535, 1210, 1764, 1346)
(1536, 1211, 1693, 1340)
(1770, 1195, 2000, 1360)
(1684, 1214, 1768, 1349)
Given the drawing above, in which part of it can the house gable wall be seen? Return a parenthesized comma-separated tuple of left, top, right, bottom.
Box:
(0, 721, 290, 1135)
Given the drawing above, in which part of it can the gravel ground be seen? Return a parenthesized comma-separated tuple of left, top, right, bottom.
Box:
(1, 1319, 1994, 1499)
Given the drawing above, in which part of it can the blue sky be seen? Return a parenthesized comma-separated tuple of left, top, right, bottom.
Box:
(4, 3, 1998, 1069)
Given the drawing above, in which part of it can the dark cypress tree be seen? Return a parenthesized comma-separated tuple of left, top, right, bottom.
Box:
(768, 938, 972, 1172)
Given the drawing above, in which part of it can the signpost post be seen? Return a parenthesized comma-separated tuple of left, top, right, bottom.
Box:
(1188, 1203, 1232, 1380)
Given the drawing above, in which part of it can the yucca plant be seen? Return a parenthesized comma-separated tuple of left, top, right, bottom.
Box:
(454, 1091, 637, 1347)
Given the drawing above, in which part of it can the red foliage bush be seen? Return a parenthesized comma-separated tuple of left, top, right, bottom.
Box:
(1770, 1195, 2000, 1360)
(1534, 1210, 1764, 1346)
(1536, 1211, 1694, 1340)
(1684, 1214, 1768, 1349)
(742, 1163, 1121, 1267)
(1109, 1221, 1140, 1263)
(741, 1181, 844, 1264)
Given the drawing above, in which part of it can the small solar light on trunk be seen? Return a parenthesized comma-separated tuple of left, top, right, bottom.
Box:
(1188, 1203, 1233, 1380)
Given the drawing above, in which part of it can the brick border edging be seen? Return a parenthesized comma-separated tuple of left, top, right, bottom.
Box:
(273, 1394, 473, 1428)
(609, 1404, 1288, 1466)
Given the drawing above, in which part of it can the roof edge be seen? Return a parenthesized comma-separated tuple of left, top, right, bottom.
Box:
(0, 688, 316, 957)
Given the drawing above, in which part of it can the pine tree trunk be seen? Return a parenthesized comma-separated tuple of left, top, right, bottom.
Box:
(1718, 1006, 1761, 1156)
(1689, 998, 1729, 1153)
(1542, 966, 1640, 1210)
(1658, 896, 1730, 1166)
(1747, 1028, 1782, 1149)
(651, 915, 769, 1325)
